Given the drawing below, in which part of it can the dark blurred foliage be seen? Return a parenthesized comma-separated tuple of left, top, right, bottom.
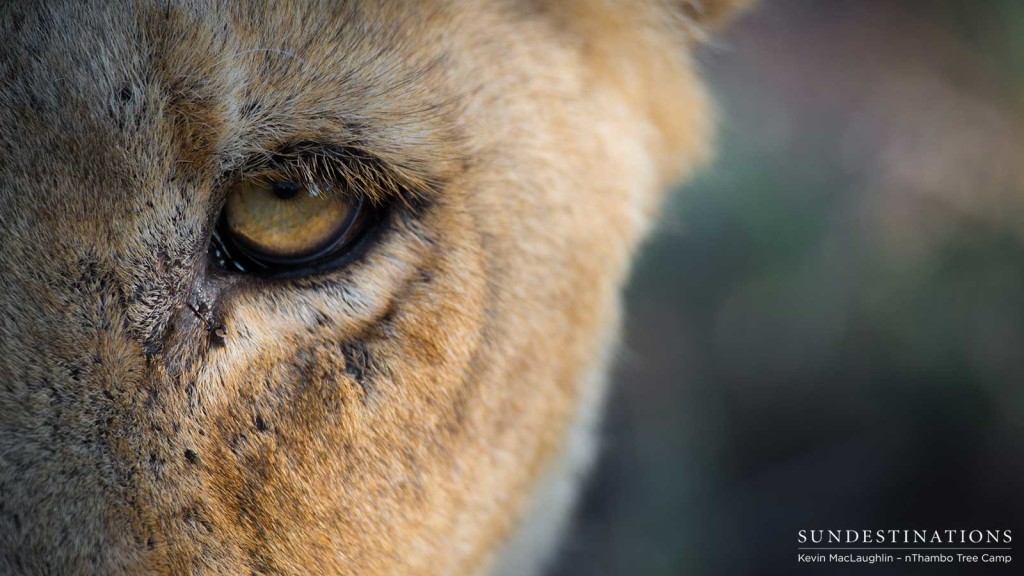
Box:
(551, 1, 1024, 574)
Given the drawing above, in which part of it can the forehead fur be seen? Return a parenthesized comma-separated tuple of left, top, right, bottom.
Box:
(0, 2, 463, 205)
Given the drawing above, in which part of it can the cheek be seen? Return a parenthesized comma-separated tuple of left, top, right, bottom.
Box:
(163, 202, 493, 571)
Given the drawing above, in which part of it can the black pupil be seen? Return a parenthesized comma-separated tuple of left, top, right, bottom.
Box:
(271, 182, 302, 200)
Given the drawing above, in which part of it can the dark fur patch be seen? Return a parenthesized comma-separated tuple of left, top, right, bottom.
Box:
(340, 340, 374, 397)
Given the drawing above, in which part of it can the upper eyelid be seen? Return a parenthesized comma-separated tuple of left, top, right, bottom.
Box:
(221, 141, 440, 210)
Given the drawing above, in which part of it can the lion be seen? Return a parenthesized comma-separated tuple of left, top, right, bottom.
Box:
(0, 1, 746, 574)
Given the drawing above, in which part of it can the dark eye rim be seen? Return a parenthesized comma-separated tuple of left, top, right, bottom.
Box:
(209, 191, 383, 278)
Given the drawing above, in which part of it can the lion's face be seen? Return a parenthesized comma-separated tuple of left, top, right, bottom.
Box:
(0, 1, 740, 574)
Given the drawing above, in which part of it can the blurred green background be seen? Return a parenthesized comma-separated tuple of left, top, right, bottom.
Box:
(552, 1, 1024, 574)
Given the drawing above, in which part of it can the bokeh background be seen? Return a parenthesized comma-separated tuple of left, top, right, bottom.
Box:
(551, 1, 1024, 574)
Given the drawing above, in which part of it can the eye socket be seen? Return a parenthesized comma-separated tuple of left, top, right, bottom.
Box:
(210, 178, 372, 275)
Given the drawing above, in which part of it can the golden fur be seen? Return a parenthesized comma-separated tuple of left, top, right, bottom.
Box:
(0, 1, 745, 574)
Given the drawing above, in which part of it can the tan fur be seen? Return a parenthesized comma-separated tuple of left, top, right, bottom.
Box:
(0, 1, 743, 574)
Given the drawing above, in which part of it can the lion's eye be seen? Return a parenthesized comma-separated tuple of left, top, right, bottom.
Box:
(210, 179, 370, 275)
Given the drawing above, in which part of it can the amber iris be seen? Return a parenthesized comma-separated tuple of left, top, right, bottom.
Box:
(223, 179, 359, 264)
